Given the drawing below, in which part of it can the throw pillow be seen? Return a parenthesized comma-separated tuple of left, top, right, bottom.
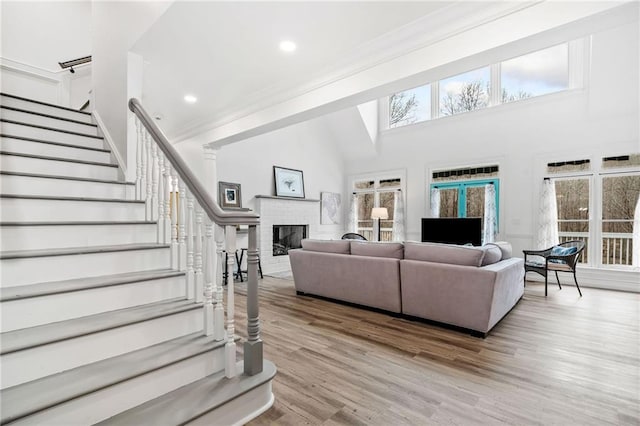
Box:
(549, 245, 577, 264)
(480, 245, 502, 266)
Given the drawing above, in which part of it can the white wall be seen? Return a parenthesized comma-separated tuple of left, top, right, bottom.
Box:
(0, 1, 92, 106)
(91, 1, 171, 178)
(176, 117, 347, 241)
(342, 20, 639, 289)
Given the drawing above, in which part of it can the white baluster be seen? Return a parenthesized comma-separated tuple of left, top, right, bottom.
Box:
(163, 162, 172, 245)
(186, 191, 195, 300)
(204, 220, 216, 336)
(194, 207, 204, 303)
(151, 143, 159, 222)
(145, 132, 153, 220)
(170, 167, 179, 269)
(157, 154, 166, 243)
(178, 180, 187, 271)
(214, 224, 225, 341)
(225, 224, 237, 378)
(134, 119, 142, 200)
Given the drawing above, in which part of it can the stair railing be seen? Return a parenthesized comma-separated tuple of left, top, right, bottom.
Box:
(129, 98, 263, 378)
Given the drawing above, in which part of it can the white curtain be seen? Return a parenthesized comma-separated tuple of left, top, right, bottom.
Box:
(633, 195, 640, 267)
(430, 187, 440, 218)
(537, 179, 559, 249)
(482, 184, 497, 245)
(348, 193, 358, 234)
(392, 190, 406, 242)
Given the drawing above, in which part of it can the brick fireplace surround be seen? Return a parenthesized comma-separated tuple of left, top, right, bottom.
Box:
(255, 195, 320, 274)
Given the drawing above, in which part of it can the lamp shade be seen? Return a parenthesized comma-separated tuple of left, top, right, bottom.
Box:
(371, 207, 389, 220)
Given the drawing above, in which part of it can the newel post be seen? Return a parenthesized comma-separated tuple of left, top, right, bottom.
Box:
(244, 224, 263, 375)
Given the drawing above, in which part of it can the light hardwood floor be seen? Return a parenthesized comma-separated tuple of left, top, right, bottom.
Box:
(232, 277, 639, 425)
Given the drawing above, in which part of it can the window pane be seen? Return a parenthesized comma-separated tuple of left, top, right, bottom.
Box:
(379, 178, 401, 188)
(356, 193, 374, 241)
(501, 43, 568, 103)
(354, 180, 374, 189)
(389, 85, 430, 128)
(465, 186, 485, 219)
(547, 159, 591, 174)
(439, 188, 459, 218)
(602, 154, 640, 169)
(379, 192, 396, 242)
(439, 67, 490, 116)
(555, 178, 590, 264)
(601, 174, 640, 266)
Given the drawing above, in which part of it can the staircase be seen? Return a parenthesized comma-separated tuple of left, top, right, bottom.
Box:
(0, 93, 275, 425)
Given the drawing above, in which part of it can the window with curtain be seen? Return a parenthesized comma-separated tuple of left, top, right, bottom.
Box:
(546, 154, 640, 268)
(430, 166, 499, 237)
(353, 177, 402, 241)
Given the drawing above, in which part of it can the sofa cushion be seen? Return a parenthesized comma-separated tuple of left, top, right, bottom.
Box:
(301, 239, 350, 254)
(488, 241, 513, 260)
(480, 245, 502, 266)
(404, 242, 485, 267)
(350, 241, 404, 259)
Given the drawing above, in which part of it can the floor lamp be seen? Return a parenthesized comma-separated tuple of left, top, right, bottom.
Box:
(371, 207, 389, 242)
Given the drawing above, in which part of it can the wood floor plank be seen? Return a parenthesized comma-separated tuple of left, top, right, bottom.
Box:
(229, 277, 639, 425)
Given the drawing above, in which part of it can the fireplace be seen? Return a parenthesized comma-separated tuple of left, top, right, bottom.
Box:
(273, 225, 307, 256)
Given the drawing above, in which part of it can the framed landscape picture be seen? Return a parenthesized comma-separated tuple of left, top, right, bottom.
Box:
(218, 181, 242, 209)
(273, 166, 305, 198)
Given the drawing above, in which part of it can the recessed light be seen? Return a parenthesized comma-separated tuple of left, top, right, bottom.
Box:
(279, 40, 296, 53)
(184, 94, 197, 104)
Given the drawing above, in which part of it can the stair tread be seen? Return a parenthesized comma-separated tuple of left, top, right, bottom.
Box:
(0, 332, 225, 424)
(98, 360, 277, 426)
(0, 193, 142, 202)
(0, 119, 103, 139)
(1, 170, 134, 185)
(0, 134, 110, 152)
(1, 242, 169, 260)
(0, 105, 97, 127)
(0, 268, 184, 302)
(0, 220, 156, 226)
(0, 150, 118, 167)
(1, 92, 92, 116)
(0, 298, 201, 355)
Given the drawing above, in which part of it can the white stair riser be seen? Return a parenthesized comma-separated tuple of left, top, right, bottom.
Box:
(1, 276, 187, 332)
(1, 247, 170, 287)
(1, 121, 104, 149)
(187, 382, 274, 426)
(0, 308, 203, 389)
(0, 174, 133, 198)
(0, 138, 111, 163)
(1, 223, 157, 251)
(0, 109, 99, 136)
(1, 154, 119, 180)
(0, 96, 93, 124)
(0, 198, 145, 222)
(9, 347, 224, 425)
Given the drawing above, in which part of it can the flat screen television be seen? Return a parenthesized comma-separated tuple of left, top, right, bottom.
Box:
(421, 218, 482, 246)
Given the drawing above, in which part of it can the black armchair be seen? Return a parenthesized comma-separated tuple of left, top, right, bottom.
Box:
(341, 232, 367, 241)
(523, 240, 585, 297)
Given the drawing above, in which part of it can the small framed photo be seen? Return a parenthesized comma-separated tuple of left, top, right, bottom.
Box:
(273, 166, 305, 198)
(218, 181, 242, 209)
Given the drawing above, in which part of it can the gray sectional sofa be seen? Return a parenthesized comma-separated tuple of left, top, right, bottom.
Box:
(289, 239, 524, 336)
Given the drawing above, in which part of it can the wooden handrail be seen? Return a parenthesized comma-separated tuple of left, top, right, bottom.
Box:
(129, 98, 259, 226)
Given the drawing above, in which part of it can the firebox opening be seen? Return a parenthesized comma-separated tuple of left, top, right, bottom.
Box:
(273, 225, 307, 256)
